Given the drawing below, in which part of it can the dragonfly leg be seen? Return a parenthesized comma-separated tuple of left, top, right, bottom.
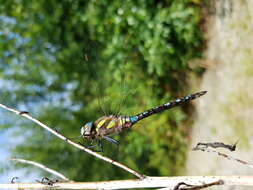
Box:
(103, 136, 120, 160)
(87, 144, 98, 149)
(86, 137, 120, 153)
(86, 139, 101, 152)
(98, 139, 103, 152)
(103, 136, 119, 145)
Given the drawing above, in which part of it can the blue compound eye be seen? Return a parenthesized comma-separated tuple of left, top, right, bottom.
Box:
(81, 122, 93, 136)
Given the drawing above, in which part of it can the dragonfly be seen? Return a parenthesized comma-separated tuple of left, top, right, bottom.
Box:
(81, 90, 207, 147)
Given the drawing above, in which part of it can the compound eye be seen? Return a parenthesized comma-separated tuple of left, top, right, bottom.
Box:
(81, 122, 93, 137)
(80, 126, 86, 136)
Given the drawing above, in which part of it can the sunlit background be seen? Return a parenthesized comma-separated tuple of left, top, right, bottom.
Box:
(0, 1, 253, 189)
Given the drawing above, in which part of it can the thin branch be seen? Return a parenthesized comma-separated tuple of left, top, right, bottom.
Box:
(172, 180, 223, 190)
(10, 158, 69, 181)
(193, 141, 238, 152)
(0, 103, 144, 179)
(1, 176, 253, 189)
(193, 146, 253, 169)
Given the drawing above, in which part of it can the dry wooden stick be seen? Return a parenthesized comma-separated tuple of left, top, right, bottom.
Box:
(193, 146, 253, 169)
(1, 176, 253, 189)
(0, 103, 144, 179)
(193, 141, 238, 152)
(10, 158, 69, 180)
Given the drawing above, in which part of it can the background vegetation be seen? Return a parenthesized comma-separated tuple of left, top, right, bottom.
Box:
(0, 0, 204, 180)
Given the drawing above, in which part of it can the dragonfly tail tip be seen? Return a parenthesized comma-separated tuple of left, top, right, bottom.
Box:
(200, 90, 207, 96)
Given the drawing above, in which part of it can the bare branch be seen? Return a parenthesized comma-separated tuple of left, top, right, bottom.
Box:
(193, 146, 253, 169)
(193, 141, 238, 152)
(10, 158, 69, 181)
(0, 103, 144, 179)
(0, 176, 253, 189)
(172, 180, 223, 190)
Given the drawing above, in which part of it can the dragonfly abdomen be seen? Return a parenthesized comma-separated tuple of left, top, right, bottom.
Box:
(132, 91, 207, 122)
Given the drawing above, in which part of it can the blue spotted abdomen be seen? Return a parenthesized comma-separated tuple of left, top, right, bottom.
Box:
(130, 91, 207, 122)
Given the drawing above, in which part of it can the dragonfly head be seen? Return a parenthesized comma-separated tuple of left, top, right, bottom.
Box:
(81, 122, 93, 138)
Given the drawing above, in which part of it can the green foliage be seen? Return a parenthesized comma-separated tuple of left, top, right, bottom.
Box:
(0, 0, 203, 180)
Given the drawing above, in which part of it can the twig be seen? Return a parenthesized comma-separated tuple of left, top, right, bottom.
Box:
(10, 158, 69, 181)
(0, 103, 144, 179)
(10, 177, 19, 183)
(193, 146, 253, 169)
(0, 176, 253, 189)
(193, 141, 238, 152)
(172, 180, 223, 190)
(36, 177, 62, 186)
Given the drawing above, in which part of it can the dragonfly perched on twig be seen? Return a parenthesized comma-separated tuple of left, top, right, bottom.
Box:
(81, 91, 207, 149)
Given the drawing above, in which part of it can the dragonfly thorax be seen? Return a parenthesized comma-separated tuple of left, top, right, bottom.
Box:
(80, 115, 135, 140)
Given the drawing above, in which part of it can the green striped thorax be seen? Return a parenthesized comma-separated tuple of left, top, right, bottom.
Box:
(80, 115, 138, 140)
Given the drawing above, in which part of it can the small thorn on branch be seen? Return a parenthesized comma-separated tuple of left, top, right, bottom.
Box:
(11, 177, 19, 183)
(19, 111, 29, 115)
